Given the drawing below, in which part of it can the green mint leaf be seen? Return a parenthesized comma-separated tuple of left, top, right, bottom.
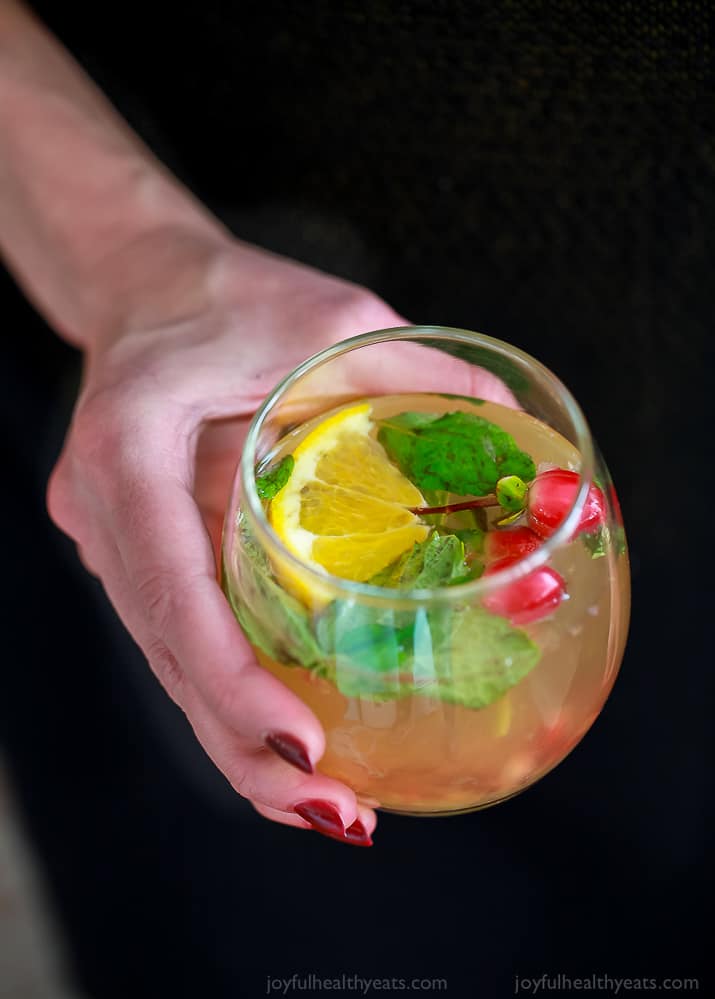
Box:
(225, 518, 322, 669)
(255, 454, 294, 500)
(420, 606, 541, 709)
(368, 542, 430, 589)
(315, 603, 415, 700)
(316, 596, 539, 709)
(377, 411, 536, 496)
(411, 535, 467, 588)
(368, 533, 469, 590)
(582, 523, 627, 559)
(582, 528, 607, 559)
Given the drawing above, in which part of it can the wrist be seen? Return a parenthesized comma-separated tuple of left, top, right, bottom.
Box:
(80, 220, 233, 353)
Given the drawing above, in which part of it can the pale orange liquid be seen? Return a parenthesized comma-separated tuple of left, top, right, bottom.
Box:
(253, 395, 630, 814)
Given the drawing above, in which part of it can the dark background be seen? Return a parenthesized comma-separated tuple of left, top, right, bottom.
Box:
(2, 2, 713, 996)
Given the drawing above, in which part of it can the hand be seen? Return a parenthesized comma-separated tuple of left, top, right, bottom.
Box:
(47, 241, 512, 845)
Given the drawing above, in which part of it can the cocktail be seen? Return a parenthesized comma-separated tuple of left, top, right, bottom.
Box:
(222, 328, 630, 815)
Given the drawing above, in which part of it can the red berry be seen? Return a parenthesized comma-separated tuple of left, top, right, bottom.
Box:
(483, 557, 566, 625)
(527, 468, 606, 539)
(485, 526, 542, 562)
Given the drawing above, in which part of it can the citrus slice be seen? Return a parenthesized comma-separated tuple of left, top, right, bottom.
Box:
(269, 403, 428, 593)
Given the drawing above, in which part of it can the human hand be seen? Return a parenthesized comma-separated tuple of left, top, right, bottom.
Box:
(47, 241, 513, 845)
(2, 2, 513, 844)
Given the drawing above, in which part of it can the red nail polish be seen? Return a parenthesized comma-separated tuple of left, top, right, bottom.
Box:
(344, 818, 373, 847)
(294, 800, 373, 847)
(265, 732, 313, 774)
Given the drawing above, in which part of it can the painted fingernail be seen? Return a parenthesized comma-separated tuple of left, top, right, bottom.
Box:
(265, 732, 313, 774)
(294, 800, 373, 847)
(344, 818, 373, 847)
(294, 799, 344, 835)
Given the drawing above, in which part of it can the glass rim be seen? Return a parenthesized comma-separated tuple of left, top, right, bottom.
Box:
(237, 325, 596, 605)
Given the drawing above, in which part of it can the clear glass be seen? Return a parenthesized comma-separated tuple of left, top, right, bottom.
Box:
(222, 327, 630, 815)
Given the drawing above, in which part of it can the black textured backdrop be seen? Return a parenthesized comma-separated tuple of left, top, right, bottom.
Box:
(2, 2, 713, 996)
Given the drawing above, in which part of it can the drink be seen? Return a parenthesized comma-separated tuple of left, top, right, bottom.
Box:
(222, 330, 630, 815)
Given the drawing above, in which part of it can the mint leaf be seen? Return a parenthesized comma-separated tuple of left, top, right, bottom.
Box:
(413, 535, 467, 587)
(368, 533, 469, 590)
(582, 523, 627, 559)
(368, 542, 430, 589)
(256, 454, 294, 500)
(377, 411, 536, 496)
(420, 606, 541, 709)
(316, 595, 539, 708)
(315, 602, 416, 700)
(582, 528, 607, 559)
(226, 518, 322, 669)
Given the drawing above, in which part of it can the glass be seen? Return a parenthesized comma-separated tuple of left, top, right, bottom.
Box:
(222, 327, 630, 815)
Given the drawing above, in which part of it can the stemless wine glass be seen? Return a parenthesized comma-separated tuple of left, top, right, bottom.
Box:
(222, 327, 630, 815)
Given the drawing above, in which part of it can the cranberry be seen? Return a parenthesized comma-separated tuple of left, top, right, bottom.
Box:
(482, 556, 566, 625)
(527, 468, 606, 539)
(485, 526, 542, 562)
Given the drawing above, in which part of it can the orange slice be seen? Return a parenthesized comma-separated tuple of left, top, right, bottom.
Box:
(269, 403, 428, 592)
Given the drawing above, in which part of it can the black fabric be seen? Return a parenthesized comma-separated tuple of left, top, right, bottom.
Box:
(2, 2, 713, 996)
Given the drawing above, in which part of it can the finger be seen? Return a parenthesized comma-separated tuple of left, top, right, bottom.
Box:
(103, 444, 328, 767)
(252, 800, 378, 839)
(65, 524, 372, 833)
(251, 801, 312, 830)
(181, 685, 373, 829)
(278, 337, 520, 425)
(350, 339, 520, 406)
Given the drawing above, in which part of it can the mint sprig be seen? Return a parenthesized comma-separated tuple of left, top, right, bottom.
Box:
(377, 411, 536, 497)
(256, 454, 294, 500)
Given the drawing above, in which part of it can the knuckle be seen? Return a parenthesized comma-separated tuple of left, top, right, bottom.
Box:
(134, 568, 205, 644)
(72, 390, 134, 475)
(68, 384, 190, 508)
(334, 286, 396, 332)
(70, 384, 173, 500)
(45, 388, 143, 535)
(225, 762, 255, 800)
(134, 568, 179, 639)
(145, 636, 186, 706)
(46, 456, 75, 533)
(302, 284, 397, 342)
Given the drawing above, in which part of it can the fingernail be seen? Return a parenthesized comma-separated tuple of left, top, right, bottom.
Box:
(265, 732, 313, 774)
(344, 818, 373, 847)
(294, 800, 373, 847)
